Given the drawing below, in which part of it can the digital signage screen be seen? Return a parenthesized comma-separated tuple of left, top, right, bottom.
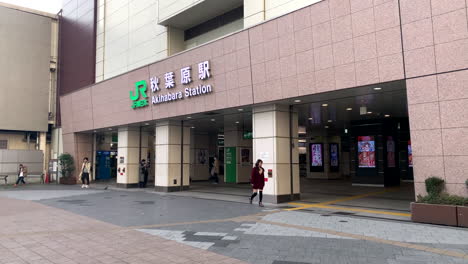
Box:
(330, 143, 339, 170)
(408, 140, 413, 168)
(387, 136, 396, 168)
(311, 143, 323, 167)
(358, 136, 376, 168)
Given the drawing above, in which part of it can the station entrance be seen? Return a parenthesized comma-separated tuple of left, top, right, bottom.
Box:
(182, 80, 415, 217)
(87, 80, 415, 216)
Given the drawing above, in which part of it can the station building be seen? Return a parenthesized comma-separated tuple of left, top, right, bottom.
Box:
(59, 0, 468, 203)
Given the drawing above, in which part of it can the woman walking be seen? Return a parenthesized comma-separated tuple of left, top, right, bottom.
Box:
(250, 159, 265, 207)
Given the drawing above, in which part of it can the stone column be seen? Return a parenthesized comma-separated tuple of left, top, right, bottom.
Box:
(224, 116, 252, 183)
(117, 126, 147, 188)
(252, 104, 300, 203)
(155, 121, 190, 192)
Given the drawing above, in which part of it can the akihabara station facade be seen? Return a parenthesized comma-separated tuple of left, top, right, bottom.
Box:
(59, 0, 468, 203)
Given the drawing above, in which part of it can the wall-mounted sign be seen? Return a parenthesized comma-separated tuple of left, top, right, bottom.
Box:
(358, 136, 375, 168)
(243, 131, 253, 139)
(129, 61, 213, 109)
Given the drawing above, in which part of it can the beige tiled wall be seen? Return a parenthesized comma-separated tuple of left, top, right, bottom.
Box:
(97, 0, 168, 81)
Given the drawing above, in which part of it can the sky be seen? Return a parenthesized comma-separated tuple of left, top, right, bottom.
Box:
(0, 0, 61, 14)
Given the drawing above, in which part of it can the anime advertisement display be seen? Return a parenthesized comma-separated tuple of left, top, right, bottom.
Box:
(358, 136, 376, 168)
(330, 143, 339, 168)
(387, 136, 396, 168)
(408, 140, 413, 168)
(311, 144, 323, 167)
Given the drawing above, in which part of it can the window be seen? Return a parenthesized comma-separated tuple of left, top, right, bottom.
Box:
(0, 140, 7, 149)
(184, 6, 244, 41)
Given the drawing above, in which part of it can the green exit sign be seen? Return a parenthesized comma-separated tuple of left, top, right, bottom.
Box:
(243, 131, 253, 139)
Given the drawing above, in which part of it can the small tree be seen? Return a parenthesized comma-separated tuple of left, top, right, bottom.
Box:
(58, 153, 75, 178)
(425, 177, 445, 196)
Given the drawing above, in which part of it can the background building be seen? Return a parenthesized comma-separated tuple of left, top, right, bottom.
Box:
(0, 3, 59, 183)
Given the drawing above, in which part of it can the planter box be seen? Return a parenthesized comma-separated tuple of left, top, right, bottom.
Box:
(59, 177, 77, 185)
(411, 202, 457, 226)
(457, 206, 468, 228)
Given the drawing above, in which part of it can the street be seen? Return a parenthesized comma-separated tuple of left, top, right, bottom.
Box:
(0, 185, 467, 264)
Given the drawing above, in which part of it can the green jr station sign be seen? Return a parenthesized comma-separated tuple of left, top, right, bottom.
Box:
(129, 60, 213, 109)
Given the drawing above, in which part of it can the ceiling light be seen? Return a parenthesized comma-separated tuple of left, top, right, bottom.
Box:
(108, 128, 112, 131)
(294, 99, 301, 103)
(373, 87, 382, 91)
(211, 119, 216, 122)
(325, 126, 329, 128)
(367, 111, 372, 114)
(235, 121, 239, 124)
(327, 120, 332, 123)
(144, 123, 149, 126)
(346, 108, 352, 111)
(238, 108, 243, 111)
(93, 130, 97, 133)
(385, 114, 390, 117)
(308, 117, 313, 120)
(344, 129, 348, 134)
(322, 103, 328, 107)
(187, 116, 192, 119)
(191, 126, 195, 129)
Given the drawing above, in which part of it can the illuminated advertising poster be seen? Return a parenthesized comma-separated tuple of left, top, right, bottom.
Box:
(311, 144, 323, 167)
(387, 136, 395, 168)
(330, 143, 339, 168)
(358, 136, 376, 168)
(408, 140, 413, 168)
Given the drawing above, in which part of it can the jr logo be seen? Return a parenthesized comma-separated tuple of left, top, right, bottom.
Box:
(130, 80, 149, 109)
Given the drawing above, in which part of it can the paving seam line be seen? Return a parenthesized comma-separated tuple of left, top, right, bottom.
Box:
(258, 220, 468, 260)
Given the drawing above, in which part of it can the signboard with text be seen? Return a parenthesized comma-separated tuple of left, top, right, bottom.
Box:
(129, 61, 213, 109)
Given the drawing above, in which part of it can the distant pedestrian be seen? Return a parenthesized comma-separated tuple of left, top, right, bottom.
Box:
(139, 159, 149, 188)
(14, 164, 27, 187)
(209, 157, 219, 184)
(80, 157, 91, 188)
(250, 159, 265, 207)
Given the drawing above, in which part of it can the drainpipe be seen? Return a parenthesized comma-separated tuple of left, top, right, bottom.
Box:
(289, 105, 294, 201)
(180, 120, 184, 191)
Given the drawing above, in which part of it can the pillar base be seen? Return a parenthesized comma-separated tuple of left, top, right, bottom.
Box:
(263, 193, 301, 204)
(116, 183, 139, 188)
(155, 186, 189, 192)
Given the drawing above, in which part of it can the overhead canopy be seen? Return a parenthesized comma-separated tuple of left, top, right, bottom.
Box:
(158, 0, 243, 30)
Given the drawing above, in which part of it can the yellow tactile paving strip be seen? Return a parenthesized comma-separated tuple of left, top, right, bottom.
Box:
(286, 188, 411, 217)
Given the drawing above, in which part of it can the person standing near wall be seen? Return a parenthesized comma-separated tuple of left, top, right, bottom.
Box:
(210, 157, 220, 184)
(14, 164, 27, 187)
(80, 157, 91, 188)
(139, 159, 149, 188)
(250, 159, 265, 207)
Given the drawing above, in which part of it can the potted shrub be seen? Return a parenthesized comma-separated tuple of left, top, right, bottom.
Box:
(58, 153, 76, 185)
(412, 177, 455, 226)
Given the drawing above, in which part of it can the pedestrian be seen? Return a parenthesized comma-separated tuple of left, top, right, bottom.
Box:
(139, 159, 149, 188)
(79, 157, 91, 189)
(14, 164, 27, 187)
(249, 159, 265, 207)
(209, 157, 219, 184)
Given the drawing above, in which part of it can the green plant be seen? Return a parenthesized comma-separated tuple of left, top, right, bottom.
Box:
(425, 177, 445, 196)
(417, 193, 468, 206)
(58, 153, 75, 178)
(466, 179, 468, 188)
